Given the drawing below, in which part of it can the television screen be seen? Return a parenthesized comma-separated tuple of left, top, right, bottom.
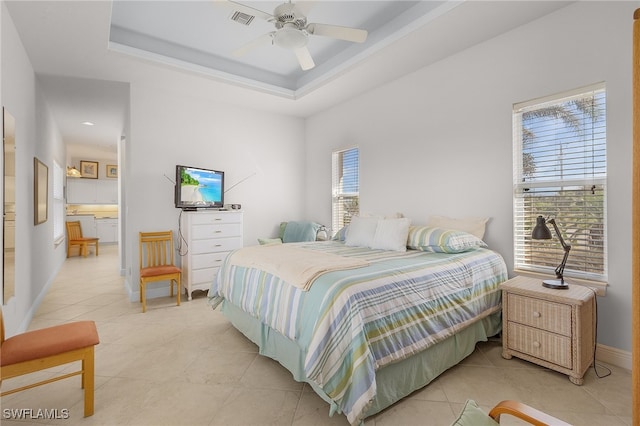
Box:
(175, 165, 224, 209)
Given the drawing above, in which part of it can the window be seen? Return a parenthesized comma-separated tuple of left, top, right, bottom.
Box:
(53, 161, 64, 244)
(332, 147, 359, 235)
(513, 83, 607, 282)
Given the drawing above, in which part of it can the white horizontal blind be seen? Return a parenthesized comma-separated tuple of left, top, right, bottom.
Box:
(53, 161, 64, 242)
(513, 83, 607, 281)
(332, 147, 359, 236)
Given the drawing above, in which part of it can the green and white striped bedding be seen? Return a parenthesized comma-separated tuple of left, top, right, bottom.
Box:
(209, 241, 507, 425)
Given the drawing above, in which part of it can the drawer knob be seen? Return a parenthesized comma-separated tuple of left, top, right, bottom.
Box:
(533, 341, 541, 348)
(532, 311, 541, 318)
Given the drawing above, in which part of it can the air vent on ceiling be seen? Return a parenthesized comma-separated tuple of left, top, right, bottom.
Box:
(231, 11, 255, 26)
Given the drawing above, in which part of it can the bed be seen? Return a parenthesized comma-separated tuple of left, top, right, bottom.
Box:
(208, 224, 507, 425)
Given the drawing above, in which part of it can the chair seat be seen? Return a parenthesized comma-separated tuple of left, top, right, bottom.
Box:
(140, 265, 181, 278)
(71, 237, 99, 242)
(1, 321, 99, 366)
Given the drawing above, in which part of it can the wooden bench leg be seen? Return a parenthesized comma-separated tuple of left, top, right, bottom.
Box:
(82, 347, 95, 417)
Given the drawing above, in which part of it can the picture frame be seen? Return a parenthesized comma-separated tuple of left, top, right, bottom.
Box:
(80, 160, 98, 179)
(34, 157, 48, 225)
(106, 164, 118, 178)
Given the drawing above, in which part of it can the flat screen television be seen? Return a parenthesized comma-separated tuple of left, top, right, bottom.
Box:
(175, 165, 224, 210)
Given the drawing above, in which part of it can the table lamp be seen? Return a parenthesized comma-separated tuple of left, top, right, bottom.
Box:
(531, 215, 571, 289)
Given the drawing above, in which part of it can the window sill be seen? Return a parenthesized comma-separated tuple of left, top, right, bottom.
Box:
(513, 269, 608, 296)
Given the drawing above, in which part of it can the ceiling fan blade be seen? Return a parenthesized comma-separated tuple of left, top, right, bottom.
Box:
(294, 46, 315, 71)
(306, 23, 367, 43)
(233, 32, 274, 57)
(218, 0, 274, 22)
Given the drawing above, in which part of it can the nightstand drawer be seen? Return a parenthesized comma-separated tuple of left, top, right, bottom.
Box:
(507, 293, 572, 336)
(507, 323, 572, 369)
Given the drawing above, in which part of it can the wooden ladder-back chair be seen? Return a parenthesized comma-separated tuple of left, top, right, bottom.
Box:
(66, 221, 99, 258)
(0, 309, 100, 417)
(139, 231, 181, 313)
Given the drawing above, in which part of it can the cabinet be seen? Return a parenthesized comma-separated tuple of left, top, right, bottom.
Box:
(95, 218, 118, 243)
(180, 210, 243, 300)
(501, 275, 595, 385)
(67, 179, 117, 204)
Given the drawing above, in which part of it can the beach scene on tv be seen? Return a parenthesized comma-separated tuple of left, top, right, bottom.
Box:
(179, 167, 223, 206)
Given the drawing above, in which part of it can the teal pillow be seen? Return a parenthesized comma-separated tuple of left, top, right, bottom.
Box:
(279, 222, 288, 240)
(451, 400, 498, 426)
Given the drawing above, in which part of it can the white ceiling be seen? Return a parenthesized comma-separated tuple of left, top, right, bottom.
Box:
(4, 1, 572, 153)
(108, 0, 435, 96)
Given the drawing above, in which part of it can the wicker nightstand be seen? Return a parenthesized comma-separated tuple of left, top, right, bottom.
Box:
(501, 275, 596, 385)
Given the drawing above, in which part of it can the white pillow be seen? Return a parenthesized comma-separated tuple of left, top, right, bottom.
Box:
(345, 216, 380, 247)
(371, 218, 411, 252)
(426, 215, 489, 240)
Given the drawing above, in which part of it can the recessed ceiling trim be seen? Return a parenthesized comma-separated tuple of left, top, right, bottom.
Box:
(108, 41, 297, 99)
(295, 1, 463, 98)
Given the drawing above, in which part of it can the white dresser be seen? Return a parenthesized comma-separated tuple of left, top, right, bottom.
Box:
(180, 210, 243, 300)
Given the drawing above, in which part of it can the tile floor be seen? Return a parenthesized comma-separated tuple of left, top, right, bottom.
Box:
(1, 245, 632, 425)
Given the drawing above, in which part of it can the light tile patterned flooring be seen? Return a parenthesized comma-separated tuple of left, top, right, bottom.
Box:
(1, 245, 632, 425)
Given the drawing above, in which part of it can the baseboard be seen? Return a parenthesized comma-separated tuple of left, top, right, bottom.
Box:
(596, 343, 632, 371)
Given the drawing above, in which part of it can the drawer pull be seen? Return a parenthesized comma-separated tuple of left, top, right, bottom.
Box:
(533, 311, 541, 318)
(215, 244, 222, 247)
(533, 341, 541, 348)
(214, 230, 222, 233)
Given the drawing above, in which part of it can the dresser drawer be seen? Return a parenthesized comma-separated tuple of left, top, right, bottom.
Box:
(507, 293, 572, 336)
(507, 323, 572, 369)
(191, 223, 242, 239)
(189, 212, 242, 225)
(192, 252, 228, 270)
(192, 267, 220, 285)
(192, 237, 242, 254)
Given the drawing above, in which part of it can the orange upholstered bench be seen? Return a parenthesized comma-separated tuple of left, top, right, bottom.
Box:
(0, 312, 100, 417)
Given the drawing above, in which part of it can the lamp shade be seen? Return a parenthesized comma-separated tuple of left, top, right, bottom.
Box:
(66, 166, 82, 178)
(531, 215, 552, 240)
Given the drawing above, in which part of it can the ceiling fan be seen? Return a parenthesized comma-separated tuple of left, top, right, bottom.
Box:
(223, 0, 368, 71)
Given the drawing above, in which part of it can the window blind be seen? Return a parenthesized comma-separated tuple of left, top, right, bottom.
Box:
(53, 161, 64, 243)
(332, 147, 359, 235)
(513, 83, 607, 281)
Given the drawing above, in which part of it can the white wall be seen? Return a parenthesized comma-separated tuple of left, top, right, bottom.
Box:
(305, 1, 634, 352)
(123, 81, 306, 298)
(1, 1, 67, 335)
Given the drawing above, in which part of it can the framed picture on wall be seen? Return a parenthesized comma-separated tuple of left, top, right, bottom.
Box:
(34, 157, 48, 225)
(80, 160, 98, 179)
(106, 164, 118, 178)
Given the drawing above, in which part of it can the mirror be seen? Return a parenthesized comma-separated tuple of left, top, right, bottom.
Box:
(3, 108, 15, 305)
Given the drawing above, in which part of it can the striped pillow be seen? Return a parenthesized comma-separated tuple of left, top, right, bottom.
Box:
(406, 226, 487, 253)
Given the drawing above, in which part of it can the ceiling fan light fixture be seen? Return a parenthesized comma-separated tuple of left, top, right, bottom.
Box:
(274, 25, 307, 49)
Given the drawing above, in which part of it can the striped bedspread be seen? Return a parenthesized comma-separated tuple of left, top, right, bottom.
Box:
(209, 241, 507, 425)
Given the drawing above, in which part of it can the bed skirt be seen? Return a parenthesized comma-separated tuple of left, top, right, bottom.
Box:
(220, 300, 502, 422)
